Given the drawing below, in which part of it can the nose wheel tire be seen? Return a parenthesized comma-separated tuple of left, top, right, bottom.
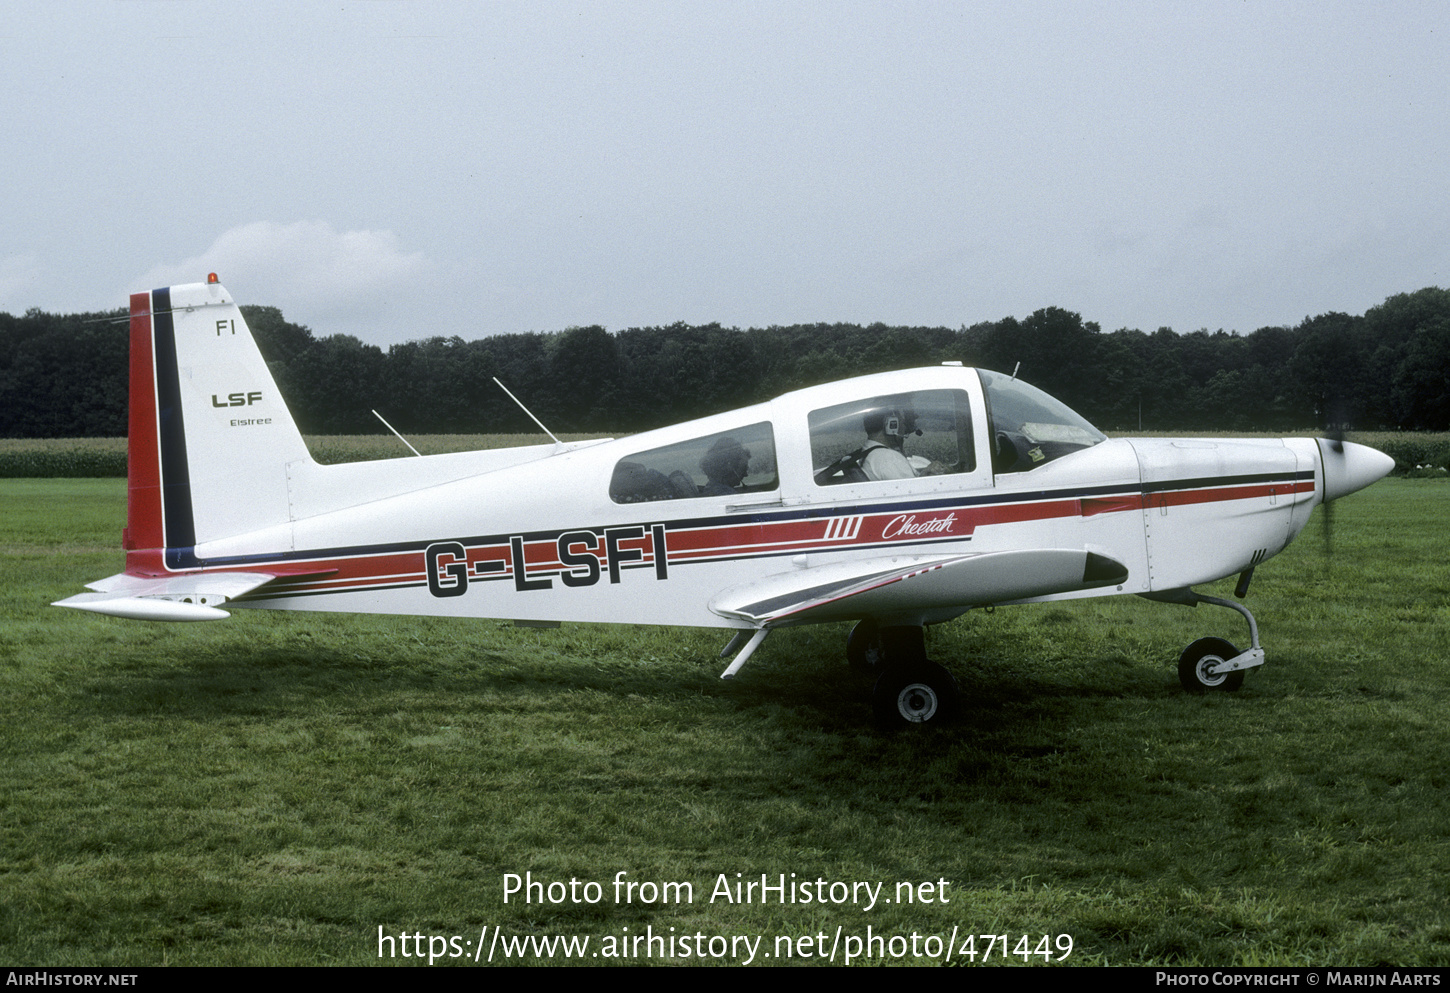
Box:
(873, 662, 960, 727)
(1178, 637, 1245, 693)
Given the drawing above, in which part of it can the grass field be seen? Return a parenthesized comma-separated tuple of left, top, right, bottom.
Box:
(1, 477, 1448, 966)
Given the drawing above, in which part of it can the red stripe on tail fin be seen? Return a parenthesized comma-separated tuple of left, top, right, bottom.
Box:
(125, 290, 163, 562)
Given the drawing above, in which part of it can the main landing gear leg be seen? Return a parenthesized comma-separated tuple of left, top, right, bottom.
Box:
(868, 625, 960, 727)
(1144, 588, 1267, 693)
(846, 619, 884, 673)
(719, 628, 769, 680)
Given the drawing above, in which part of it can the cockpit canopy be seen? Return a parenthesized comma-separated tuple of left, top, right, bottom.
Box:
(606, 367, 1108, 504)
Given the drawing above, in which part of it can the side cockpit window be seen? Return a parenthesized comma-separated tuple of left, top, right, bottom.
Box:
(610, 422, 778, 503)
(811, 390, 975, 486)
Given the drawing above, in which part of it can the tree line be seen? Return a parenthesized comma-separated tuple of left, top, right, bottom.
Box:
(3, 287, 1447, 438)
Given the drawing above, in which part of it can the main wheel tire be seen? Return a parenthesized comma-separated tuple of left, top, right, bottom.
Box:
(1178, 637, 1245, 693)
(873, 662, 960, 727)
(846, 619, 884, 673)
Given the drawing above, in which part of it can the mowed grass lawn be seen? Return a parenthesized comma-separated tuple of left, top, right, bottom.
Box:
(1, 477, 1447, 966)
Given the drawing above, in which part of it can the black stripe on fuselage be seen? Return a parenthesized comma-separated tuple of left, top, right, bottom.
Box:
(165, 465, 1313, 576)
(1140, 470, 1315, 493)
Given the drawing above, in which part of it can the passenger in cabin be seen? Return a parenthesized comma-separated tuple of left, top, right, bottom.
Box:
(699, 436, 751, 495)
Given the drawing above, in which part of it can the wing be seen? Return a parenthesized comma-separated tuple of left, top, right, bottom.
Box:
(709, 549, 1129, 627)
(53, 568, 335, 621)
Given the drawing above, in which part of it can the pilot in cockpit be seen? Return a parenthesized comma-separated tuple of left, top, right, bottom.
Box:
(859, 407, 919, 481)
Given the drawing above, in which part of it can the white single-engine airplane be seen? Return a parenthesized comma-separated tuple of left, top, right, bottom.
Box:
(56, 278, 1395, 725)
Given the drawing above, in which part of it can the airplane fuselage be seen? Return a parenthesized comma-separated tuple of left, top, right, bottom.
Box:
(174, 369, 1320, 630)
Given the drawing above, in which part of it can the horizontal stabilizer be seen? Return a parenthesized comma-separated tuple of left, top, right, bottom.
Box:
(53, 568, 334, 622)
(709, 549, 1129, 626)
(52, 593, 232, 621)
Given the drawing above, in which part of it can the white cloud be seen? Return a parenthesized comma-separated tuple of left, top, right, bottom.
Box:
(133, 221, 429, 325)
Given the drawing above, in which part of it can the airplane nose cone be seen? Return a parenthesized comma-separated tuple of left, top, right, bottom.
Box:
(1319, 439, 1395, 502)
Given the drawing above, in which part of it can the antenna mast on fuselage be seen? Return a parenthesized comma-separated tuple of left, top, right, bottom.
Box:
(493, 377, 562, 446)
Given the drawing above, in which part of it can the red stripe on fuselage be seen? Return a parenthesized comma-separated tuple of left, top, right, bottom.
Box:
(173, 477, 1315, 598)
(1151, 480, 1314, 509)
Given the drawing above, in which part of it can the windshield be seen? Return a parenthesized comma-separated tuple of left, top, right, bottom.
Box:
(978, 369, 1105, 473)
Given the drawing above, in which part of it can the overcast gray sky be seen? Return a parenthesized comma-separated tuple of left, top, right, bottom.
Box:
(3, 1, 1446, 346)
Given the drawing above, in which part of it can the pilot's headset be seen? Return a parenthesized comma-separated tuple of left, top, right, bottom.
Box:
(866, 406, 920, 450)
(883, 407, 921, 441)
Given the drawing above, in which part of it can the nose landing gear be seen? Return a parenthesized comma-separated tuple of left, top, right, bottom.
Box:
(1144, 588, 1266, 693)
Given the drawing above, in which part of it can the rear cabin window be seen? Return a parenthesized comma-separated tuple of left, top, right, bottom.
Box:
(810, 390, 975, 486)
(610, 422, 778, 503)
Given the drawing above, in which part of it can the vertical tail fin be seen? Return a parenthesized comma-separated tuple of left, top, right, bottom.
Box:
(125, 279, 312, 572)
